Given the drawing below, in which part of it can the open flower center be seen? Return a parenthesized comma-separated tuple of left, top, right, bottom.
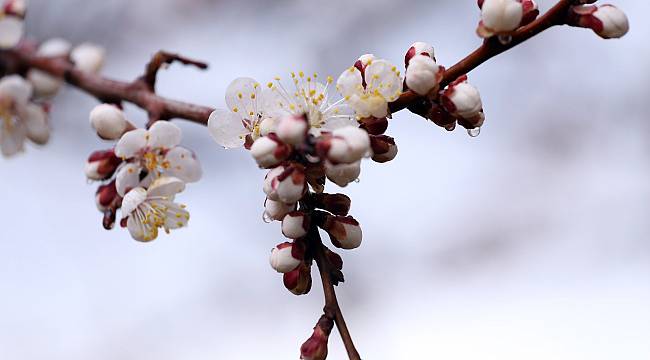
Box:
(141, 150, 169, 175)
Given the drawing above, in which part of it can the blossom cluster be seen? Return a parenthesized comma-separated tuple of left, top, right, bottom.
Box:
(84, 105, 202, 241)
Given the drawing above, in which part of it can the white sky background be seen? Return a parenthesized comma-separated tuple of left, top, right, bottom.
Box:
(1, 0, 649, 359)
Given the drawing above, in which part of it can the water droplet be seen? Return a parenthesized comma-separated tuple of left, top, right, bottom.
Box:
(444, 122, 456, 132)
(467, 127, 481, 138)
(498, 35, 512, 45)
(86, 178, 95, 185)
(354, 178, 361, 183)
(262, 211, 273, 224)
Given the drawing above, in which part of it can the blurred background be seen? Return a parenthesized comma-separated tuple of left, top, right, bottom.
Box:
(1, 0, 649, 359)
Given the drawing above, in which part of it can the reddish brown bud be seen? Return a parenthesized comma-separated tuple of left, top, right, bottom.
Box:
(322, 215, 362, 250)
(283, 262, 312, 296)
(300, 316, 333, 360)
(358, 116, 388, 135)
(85, 149, 122, 180)
(370, 135, 398, 163)
(311, 193, 351, 216)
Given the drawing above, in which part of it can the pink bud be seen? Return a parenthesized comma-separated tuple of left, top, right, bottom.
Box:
(264, 164, 307, 203)
(570, 4, 629, 39)
(269, 242, 304, 273)
(405, 41, 435, 67)
(85, 149, 122, 180)
(300, 316, 333, 360)
(282, 211, 310, 239)
(322, 215, 363, 250)
(370, 135, 398, 163)
(276, 114, 308, 145)
(250, 134, 292, 168)
(264, 198, 295, 221)
(283, 262, 312, 295)
(441, 76, 484, 126)
(317, 126, 370, 164)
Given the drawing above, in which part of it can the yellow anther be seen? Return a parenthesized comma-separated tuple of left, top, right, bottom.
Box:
(274, 76, 281, 81)
(267, 82, 273, 88)
(327, 76, 333, 84)
(232, 107, 239, 112)
(298, 71, 304, 78)
(237, 92, 243, 99)
(250, 93, 256, 99)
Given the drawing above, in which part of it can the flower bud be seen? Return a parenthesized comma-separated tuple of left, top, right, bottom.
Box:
(477, 0, 524, 38)
(370, 135, 398, 163)
(95, 180, 119, 212)
(441, 76, 484, 123)
(311, 193, 351, 216)
(570, 4, 629, 39)
(37, 38, 72, 57)
(4, 0, 26, 17)
(354, 53, 376, 72)
(89, 104, 130, 140)
(269, 242, 304, 273)
(283, 262, 312, 295)
(71, 43, 106, 73)
(358, 116, 388, 135)
(426, 102, 457, 129)
(300, 316, 333, 360)
(405, 54, 443, 96)
(323, 248, 344, 271)
(405, 41, 435, 67)
(325, 161, 361, 187)
(264, 164, 307, 203)
(318, 126, 370, 164)
(85, 149, 122, 180)
(520, 0, 539, 26)
(321, 215, 362, 250)
(250, 134, 291, 168)
(276, 114, 308, 145)
(282, 211, 309, 239)
(264, 198, 295, 221)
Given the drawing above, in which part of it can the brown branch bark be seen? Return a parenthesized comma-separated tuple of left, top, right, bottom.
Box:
(311, 230, 361, 360)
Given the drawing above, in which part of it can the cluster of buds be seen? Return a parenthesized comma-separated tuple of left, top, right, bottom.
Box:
(403, 42, 485, 136)
(568, 3, 629, 39)
(477, 0, 539, 40)
(84, 104, 202, 241)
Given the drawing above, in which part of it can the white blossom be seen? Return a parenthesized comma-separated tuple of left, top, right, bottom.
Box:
(120, 177, 190, 242)
(0, 75, 49, 157)
(113, 121, 202, 196)
(208, 77, 274, 149)
(405, 41, 435, 66)
(336, 58, 402, 119)
(281, 211, 309, 239)
(322, 215, 362, 250)
(265, 71, 356, 136)
(269, 242, 302, 273)
(592, 5, 629, 39)
(442, 76, 484, 123)
(264, 198, 295, 221)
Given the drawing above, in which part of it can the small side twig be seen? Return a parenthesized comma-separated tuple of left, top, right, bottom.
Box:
(140, 50, 208, 91)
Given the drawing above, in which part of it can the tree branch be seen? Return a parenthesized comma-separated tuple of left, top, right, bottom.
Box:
(311, 229, 361, 360)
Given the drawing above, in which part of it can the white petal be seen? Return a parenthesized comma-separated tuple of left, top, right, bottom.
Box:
(114, 129, 147, 159)
(207, 109, 247, 148)
(364, 59, 403, 101)
(0, 75, 32, 106)
(26, 69, 63, 98)
(225, 77, 262, 119)
(147, 176, 186, 198)
(164, 146, 202, 182)
(0, 16, 24, 49)
(70, 43, 106, 73)
(126, 214, 157, 242)
(36, 38, 72, 57)
(115, 163, 143, 197)
(0, 119, 26, 156)
(22, 103, 49, 144)
(159, 200, 190, 230)
(261, 86, 292, 118)
(336, 67, 363, 99)
(148, 121, 181, 149)
(121, 187, 147, 216)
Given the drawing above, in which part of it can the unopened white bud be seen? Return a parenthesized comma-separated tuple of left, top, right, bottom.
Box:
(264, 198, 295, 221)
(323, 216, 363, 250)
(405, 55, 442, 96)
(264, 165, 306, 204)
(356, 54, 376, 68)
(89, 104, 129, 140)
(250, 135, 291, 168)
(71, 43, 106, 73)
(37, 38, 72, 57)
(276, 115, 308, 145)
(282, 211, 309, 239)
(26, 70, 62, 98)
(325, 161, 361, 187)
(442, 77, 483, 121)
(478, 0, 524, 38)
(405, 41, 435, 66)
(592, 5, 629, 39)
(269, 242, 303, 273)
(325, 126, 370, 164)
